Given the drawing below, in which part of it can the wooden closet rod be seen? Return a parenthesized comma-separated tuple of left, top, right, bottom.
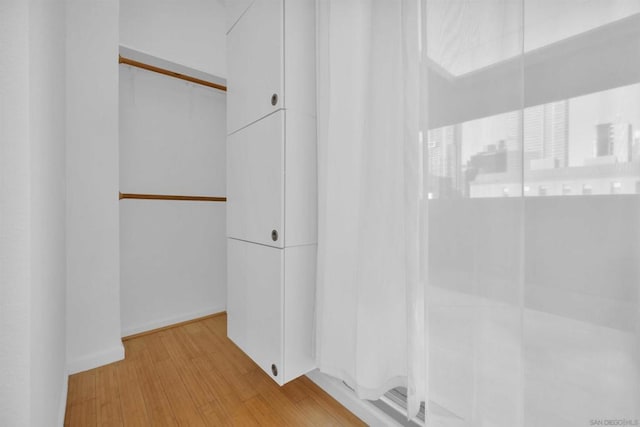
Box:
(119, 192, 226, 202)
(118, 55, 227, 92)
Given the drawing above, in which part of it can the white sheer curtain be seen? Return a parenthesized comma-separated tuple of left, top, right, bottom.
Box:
(315, 0, 425, 417)
(316, 0, 640, 425)
(425, 1, 640, 425)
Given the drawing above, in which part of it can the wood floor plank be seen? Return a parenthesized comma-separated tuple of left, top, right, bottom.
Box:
(65, 399, 98, 427)
(64, 314, 365, 427)
(202, 315, 227, 337)
(255, 378, 314, 426)
(191, 356, 246, 420)
(95, 363, 124, 426)
(138, 331, 171, 364)
(123, 336, 146, 361)
(242, 394, 289, 427)
(116, 358, 151, 426)
(297, 376, 368, 426)
(280, 377, 311, 403)
(296, 397, 342, 427)
(198, 401, 227, 426)
(66, 375, 80, 407)
(160, 328, 193, 362)
(207, 352, 259, 402)
(173, 353, 217, 408)
(154, 358, 207, 426)
(242, 367, 281, 397)
(183, 321, 226, 356)
(68, 369, 96, 403)
(169, 326, 205, 360)
(137, 375, 178, 426)
(228, 410, 262, 427)
(201, 318, 256, 375)
(133, 348, 178, 426)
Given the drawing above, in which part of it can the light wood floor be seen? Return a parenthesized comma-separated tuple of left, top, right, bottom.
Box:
(64, 314, 365, 426)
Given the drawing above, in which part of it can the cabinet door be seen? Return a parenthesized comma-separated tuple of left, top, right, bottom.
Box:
(227, 238, 284, 384)
(282, 244, 316, 383)
(284, 110, 317, 247)
(227, 0, 283, 134)
(227, 111, 284, 248)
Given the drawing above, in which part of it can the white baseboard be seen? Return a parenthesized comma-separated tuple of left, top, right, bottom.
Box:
(57, 369, 69, 426)
(120, 306, 226, 338)
(66, 343, 125, 375)
(305, 369, 404, 427)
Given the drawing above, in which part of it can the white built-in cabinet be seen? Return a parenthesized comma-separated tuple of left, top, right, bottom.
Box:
(225, 0, 317, 385)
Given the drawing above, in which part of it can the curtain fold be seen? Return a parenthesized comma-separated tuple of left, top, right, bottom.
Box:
(315, 0, 426, 416)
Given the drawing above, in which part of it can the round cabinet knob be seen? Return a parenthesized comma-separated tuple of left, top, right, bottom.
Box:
(271, 93, 278, 106)
(271, 364, 278, 377)
(271, 230, 278, 241)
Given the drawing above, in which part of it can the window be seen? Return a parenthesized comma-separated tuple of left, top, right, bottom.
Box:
(611, 181, 622, 194)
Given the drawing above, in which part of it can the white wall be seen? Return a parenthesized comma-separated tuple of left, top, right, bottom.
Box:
(119, 67, 226, 196)
(0, 3, 31, 425)
(120, 200, 227, 335)
(119, 64, 227, 336)
(0, 1, 68, 425)
(66, 0, 124, 374)
(120, 0, 227, 78)
(225, 0, 254, 33)
(30, 0, 68, 424)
